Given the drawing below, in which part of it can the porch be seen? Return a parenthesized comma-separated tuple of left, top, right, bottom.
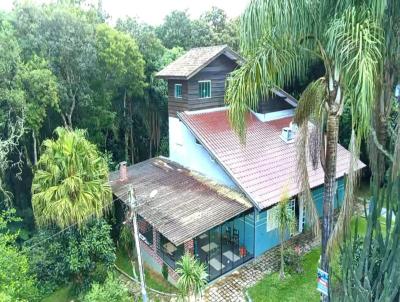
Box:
(109, 157, 254, 282)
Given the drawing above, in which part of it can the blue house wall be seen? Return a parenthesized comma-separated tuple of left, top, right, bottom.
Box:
(254, 177, 345, 257)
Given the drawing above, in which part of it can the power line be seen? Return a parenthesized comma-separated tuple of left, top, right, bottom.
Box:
(24, 192, 129, 251)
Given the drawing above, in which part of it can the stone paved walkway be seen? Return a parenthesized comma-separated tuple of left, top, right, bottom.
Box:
(204, 232, 320, 302)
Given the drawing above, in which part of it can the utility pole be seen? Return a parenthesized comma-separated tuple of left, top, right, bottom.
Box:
(128, 185, 148, 302)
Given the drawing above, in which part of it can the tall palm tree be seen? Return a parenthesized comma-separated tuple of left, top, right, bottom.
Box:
(368, 0, 400, 185)
(176, 253, 208, 302)
(32, 127, 111, 229)
(226, 1, 383, 299)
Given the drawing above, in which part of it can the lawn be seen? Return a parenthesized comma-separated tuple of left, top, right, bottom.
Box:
(115, 248, 177, 294)
(248, 249, 320, 302)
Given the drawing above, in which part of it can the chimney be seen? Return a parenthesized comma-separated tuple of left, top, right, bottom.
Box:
(119, 161, 127, 181)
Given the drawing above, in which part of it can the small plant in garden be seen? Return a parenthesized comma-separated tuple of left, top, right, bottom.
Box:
(271, 188, 297, 280)
(176, 253, 207, 302)
(284, 248, 303, 274)
(162, 263, 169, 280)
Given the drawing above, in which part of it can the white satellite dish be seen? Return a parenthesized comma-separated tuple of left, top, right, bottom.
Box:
(149, 190, 158, 198)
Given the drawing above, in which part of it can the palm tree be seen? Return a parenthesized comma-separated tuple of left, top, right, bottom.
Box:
(368, 0, 400, 186)
(272, 189, 297, 280)
(176, 253, 208, 302)
(32, 127, 111, 229)
(226, 1, 383, 299)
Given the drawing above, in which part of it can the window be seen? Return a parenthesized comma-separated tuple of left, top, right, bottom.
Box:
(174, 84, 182, 98)
(266, 207, 278, 232)
(137, 215, 153, 246)
(198, 80, 211, 98)
(266, 199, 296, 232)
(157, 233, 184, 270)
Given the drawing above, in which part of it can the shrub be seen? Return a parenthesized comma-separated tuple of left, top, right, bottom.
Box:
(26, 218, 116, 295)
(283, 248, 303, 274)
(83, 273, 130, 302)
(162, 263, 169, 280)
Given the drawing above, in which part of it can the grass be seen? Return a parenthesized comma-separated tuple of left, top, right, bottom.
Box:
(115, 247, 177, 294)
(248, 249, 320, 302)
(41, 284, 73, 302)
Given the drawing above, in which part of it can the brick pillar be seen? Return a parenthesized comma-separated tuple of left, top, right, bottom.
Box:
(184, 239, 194, 255)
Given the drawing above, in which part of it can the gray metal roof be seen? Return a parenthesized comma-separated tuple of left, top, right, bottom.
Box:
(109, 157, 251, 246)
(156, 45, 244, 80)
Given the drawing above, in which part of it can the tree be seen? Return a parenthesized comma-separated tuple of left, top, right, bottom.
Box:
(83, 273, 130, 302)
(368, 0, 400, 186)
(31, 127, 111, 229)
(271, 189, 297, 279)
(176, 253, 207, 302)
(200, 7, 240, 50)
(338, 112, 400, 301)
(156, 10, 192, 49)
(38, 4, 97, 128)
(95, 23, 145, 163)
(0, 20, 25, 205)
(27, 218, 116, 294)
(226, 1, 382, 300)
(0, 209, 39, 301)
(19, 55, 59, 165)
(115, 18, 167, 158)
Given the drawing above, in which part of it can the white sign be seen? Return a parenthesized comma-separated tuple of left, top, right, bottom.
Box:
(317, 268, 329, 296)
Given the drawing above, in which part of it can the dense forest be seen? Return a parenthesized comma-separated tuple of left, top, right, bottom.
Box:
(0, 1, 239, 227)
(0, 3, 241, 299)
(1, 0, 399, 301)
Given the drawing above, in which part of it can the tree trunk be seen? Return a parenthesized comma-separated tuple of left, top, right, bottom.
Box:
(321, 113, 339, 302)
(371, 70, 394, 186)
(280, 240, 285, 280)
(130, 101, 134, 164)
(123, 89, 129, 163)
(32, 130, 38, 166)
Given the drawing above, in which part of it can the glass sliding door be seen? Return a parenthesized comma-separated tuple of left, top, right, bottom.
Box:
(194, 209, 255, 282)
(208, 226, 222, 280)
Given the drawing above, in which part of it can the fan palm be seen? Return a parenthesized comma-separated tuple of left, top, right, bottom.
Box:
(176, 253, 208, 302)
(226, 1, 383, 299)
(31, 127, 111, 229)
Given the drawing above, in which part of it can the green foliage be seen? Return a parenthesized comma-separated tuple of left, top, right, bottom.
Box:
(19, 55, 59, 133)
(32, 127, 111, 229)
(271, 189, 297, 279)
(26, 218, 116, 295)
(176, 253, 207, 300)
(162, 262, 169, 280)
(82, 273, 130, 302)
(0, 209, 39, 301)
(0, 20, 25, 203)
(248, 249, 320, 302)
(156, 10, 193, 49)
(283, 248, 303, 274)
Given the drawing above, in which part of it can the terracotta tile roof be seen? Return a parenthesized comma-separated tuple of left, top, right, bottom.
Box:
(109, 157, 252, 246)
(179, 109, 365, 210)
(156, 45, 243, 79)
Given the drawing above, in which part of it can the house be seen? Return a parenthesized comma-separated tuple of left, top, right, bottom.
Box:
(109, 45, 362, 283)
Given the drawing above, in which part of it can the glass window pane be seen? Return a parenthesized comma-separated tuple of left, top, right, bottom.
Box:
(208, 226, 221, 280)
(175, 84, 182, 98)
(198, 81, 211, 98)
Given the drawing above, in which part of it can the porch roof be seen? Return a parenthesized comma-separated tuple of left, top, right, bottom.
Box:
(109, 157, 252, 246)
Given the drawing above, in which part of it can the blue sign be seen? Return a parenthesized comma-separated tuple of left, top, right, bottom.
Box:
(317, 268, 329, 296)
